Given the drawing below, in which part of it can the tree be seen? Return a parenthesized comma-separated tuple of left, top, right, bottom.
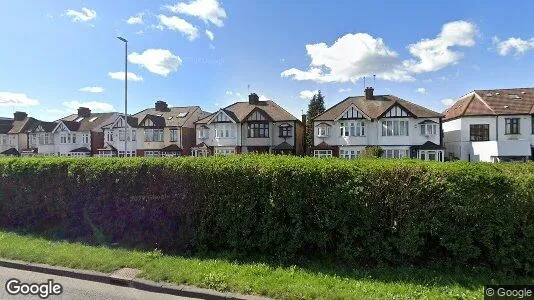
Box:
(305, 91, 326, 155)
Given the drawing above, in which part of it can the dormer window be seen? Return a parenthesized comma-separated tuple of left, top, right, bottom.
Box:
(317, 124, 330, 137)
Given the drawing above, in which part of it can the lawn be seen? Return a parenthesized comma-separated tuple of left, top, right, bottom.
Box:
(0, 231, 531, 299)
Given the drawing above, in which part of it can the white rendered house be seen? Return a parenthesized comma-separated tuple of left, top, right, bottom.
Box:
(312, 87, 444, 161)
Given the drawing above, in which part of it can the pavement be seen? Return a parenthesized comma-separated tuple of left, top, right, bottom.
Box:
(0, 266, 198, 299)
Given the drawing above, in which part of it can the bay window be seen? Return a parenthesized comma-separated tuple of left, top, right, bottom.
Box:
(248, 123, 269, 138)
(382, 120, 409, 136)
(317, 125, 330, 137)
(420, 123, 438, 135)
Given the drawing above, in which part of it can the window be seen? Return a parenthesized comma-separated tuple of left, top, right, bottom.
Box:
(317, 125, 330, 137)
(340, 122, 365, 137)
(0, 135, 6, 145)
(279, 124, 292, 137)
(248, 123, 269, 138)
(60, 134, 67, 144)
(314, 150, 332, 158)
(44, 133, 51, 145)
(382, 149, 410, 159)
(470, 124, 489, 141)
(339, 149, 361, 159)
(198, 128, 209, 139)
(31, 133, 38, 145)
(215, 124, 233, 138)
(419, 150, 444, 162)
(72, 133, 76, 144)
(505, 118, 520, 134)
(106, 131, 114, 142)
(119, 129, 125, 141)
(169, 129, 178, 142)
(215, 149, 235, 155)
(131, 130, 136, 141)
(144, 129, 164, 142)
(144, 151, 161, 157)
(381, 120, 409, 136)
(192, 149, 209, 157)
(420, 123, 438, 135)
(81, 133, 89, 144)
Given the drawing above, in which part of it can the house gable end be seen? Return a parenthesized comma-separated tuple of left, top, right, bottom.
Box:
(379, 103, 414, 119)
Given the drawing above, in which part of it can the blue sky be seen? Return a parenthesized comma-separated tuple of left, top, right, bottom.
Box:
(1, 0, 534, 121)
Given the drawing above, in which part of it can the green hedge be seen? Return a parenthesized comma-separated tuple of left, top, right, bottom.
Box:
(0, 156, 533, 274)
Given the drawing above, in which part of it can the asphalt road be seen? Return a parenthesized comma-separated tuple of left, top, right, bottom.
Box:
(0, 266, 199, 300)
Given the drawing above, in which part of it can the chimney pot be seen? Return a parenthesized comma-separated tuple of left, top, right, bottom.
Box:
(155, 100, 169, 111)
(248, 93, 260, 105)
(365, 87, 374, 100)
(13, 111, 27, 121)
(77, 107, 91, 118)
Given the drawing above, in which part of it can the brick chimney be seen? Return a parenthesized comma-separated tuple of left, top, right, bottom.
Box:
(13, 111, 27, 121)
(77, 107, 91, 118)
(155, 100, 168, 111)
(248, 93, 260, 105)
(365, 87, 374, 100)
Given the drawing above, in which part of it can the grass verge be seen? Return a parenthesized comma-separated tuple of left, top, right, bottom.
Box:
(0, 230, 531, 299)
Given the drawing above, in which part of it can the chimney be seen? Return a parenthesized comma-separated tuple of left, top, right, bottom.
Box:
(248, 93, 260, 105)
(155, 100, 168, 111)
(365, 87, 374, 100)
(13, 111, 27, 121)
(77, 107, 91, 118)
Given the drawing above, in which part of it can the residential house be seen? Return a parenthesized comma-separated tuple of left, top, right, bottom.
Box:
(193, 93, 305, 156)
(312, 87, 444, 161)
(52, 107, 117, 156)
(133, 100, 210, 157)
(442, 88, 534, 162)
(26, 121, 58, 156)
(0, 112, 39, 156)
(99, 114, 138, 157)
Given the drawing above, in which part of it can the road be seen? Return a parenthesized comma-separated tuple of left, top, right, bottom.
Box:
(0, 266, 199, 300)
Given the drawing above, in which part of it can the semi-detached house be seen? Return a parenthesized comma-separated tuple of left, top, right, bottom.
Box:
(192, 93, 305, 156)
(443, 87, 534, 162)
(312, 87, 444, 161)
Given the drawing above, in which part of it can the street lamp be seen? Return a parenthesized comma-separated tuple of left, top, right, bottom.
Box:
(117, 36, 128, 157)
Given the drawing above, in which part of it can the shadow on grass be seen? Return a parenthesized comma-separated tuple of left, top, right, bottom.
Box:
(3, 228, 532, 291)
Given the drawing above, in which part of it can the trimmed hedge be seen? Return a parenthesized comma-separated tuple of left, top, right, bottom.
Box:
(0, 156, 533, 274)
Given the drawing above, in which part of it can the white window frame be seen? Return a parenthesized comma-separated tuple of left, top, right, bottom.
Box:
(420, 124, 438, 136)
(381, 120, 409, 136)
(314, 150, 332, 158)
(382, 149, 410, 159)
(317, 125, 330, 137)
(169, 128, 179, 142)
(339, 149, 361, 159)
(214, 148, 235, 156)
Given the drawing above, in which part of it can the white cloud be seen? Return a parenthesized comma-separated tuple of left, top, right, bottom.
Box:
(79, 86, 104, 93)
(0, 92, 40, 107)
(128, 49, 182, 76)
(108, 72, 143, 81)
(441, 98, 455, 107)
(62, 100, 115, 112)
(157, 15, 199, 40)
(126, 13, 144, 25)
(338, 88, 352, 93)
(299, 90, 318, 100)
(65, 7, 97, 22)
(165, 0, 227, 27)
(136, 30, 144, 35)
(225, 91, 232, 95)
(281, 33, 413, 83)
(403, 21, 477, 73)
(282, 20, 476, 84)
(493, 36, 534, 56)
(205, 29, 214, 41)
(415, 87, 426, 94)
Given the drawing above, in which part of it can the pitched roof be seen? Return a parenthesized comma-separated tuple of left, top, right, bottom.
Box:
(443, 88, 534, 120)
(7, 117, 39, 134)
(314, 95, 441, 121)
(60, 112, 116, 132)
(196, 100, 299, 124)
(70, 147, 91, 153)
(0, 148, 20, 156)
(272, 141, 294, 150)
(134, 106, 208, 128)
(161, 144, 182, 152)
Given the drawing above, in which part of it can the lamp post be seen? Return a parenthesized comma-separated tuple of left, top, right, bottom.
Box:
(117, 36, 128, 157)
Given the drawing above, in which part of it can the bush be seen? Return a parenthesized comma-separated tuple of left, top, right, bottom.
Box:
(359, 145, 384, 158)
(0, 156, 533, 274)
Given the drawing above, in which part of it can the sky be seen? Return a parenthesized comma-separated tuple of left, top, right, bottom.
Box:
(1, 0, 534, 121)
